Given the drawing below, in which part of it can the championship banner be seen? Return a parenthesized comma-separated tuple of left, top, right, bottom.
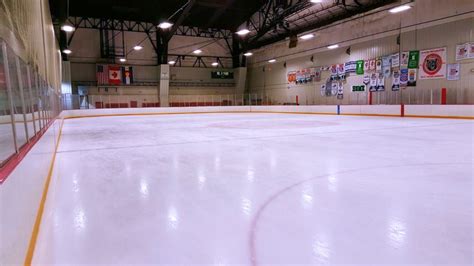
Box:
(330, 65, 338, 80)
(369, 59, 376, 71)
(344, 61, 357, 73)
(382, 56, 391, 78)
(408, 50, 419, 69)
(392, 70, 400, 91)
(391, 53, 400, 68)
(337, 82, 344, 100)
(377, 73, 385, 91)
(364, 60, 370, 72)
(407, 69, 417, 86)
(287, 71, 296, 83)
(400, 52, 409, 67)
(108, 66, 122, 85)
(400, 68, 408, 86)
(369, 73, 378, 92)
(337, 64, 346, 80)
(356, 60, 364, 75)
(419, 47, 447, 80)
(376, 58, 382, 72)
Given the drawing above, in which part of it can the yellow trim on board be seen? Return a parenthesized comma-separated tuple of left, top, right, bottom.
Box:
(22, 109, 473, 265)
(24, 119, 65, 266)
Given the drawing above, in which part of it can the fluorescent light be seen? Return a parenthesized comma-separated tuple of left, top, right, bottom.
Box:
(268, 59, 276, 63)
(62, 49, 72, 54)
(389, 4, 411, 13)
(310, 0, 323, 3)
(133, 45, 143, 51)
(168, 60, 176, 65)
(158, 22, 173, 29)
(327, 44, 339, 49)
(211, 62, 219, 67)
(119, 58, 127, 62)
(61, 25, 75, 32)
(236, 29, 251, 36)
(193, 49, 202, 54)
(300, 33, 314, 40)
(244, 52, 253, 57)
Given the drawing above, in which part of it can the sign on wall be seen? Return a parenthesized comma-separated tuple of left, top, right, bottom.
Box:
(408, 69, 417, 86)
(400, 52, 409, 68)
(356, 60, 364, 75)
(392, 70, 400, 91)
(391, 53, 400, 68)
(419, 47, 447, 80)
(447, 63, 460, 81)
(455, 43, 474, 61)
(400, 68, 408, 86)
(408, 50, 419, 69)
(352, 85, 366, 92)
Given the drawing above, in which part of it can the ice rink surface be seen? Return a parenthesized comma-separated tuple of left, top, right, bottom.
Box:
(33, 113, 473, 265)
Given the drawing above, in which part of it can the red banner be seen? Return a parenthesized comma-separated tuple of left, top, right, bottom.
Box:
(108, 66, 121, 85)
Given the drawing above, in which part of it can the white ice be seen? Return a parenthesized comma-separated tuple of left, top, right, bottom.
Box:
(33, 113, 473, 265)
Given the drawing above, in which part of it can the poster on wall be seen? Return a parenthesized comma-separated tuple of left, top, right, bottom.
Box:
(345, 61, 357, 73)
(377, 73, 385, 91)
(419, 47, 447, 80)
(331, 82, 338, 96)
(408, 50, 420, 69)
(376, 58, 382, 72)
(391, 53, 400, 68)
(382, 56, 392, 78)
(447, 63, 460, 81)
(320, 84, 327, 96)
(337, 82, 344, 100)
(369, 59, 376, 71)
(363, 74, 370, 85)
(400, 52, 409, 67)
(287, 71, 297, 84)
(408, 69, 417, 86)
(330, 65, 338, 80)
(369, 73, 378, 92)
(392, 70, 400, 91)
(356, 60, 364, 75)
(313, 68, 322, 82)
(455, 43, 469, 60)
(337, 64, 346, 80)
(400, 68, 409, 86)
(364, 60, 370, 72)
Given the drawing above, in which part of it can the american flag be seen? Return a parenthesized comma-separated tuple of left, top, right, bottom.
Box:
(97, 64, 109, 85)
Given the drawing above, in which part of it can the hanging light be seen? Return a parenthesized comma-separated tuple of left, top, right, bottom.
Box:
(168, 60, 176, 65)
(62, 49, 72, 54)
(193, 49, 202, 54)
(61, 25, 75, 32)
(244, 52, 253, 57)
(389, 4, 412, 13)
(212, 62, 219, 67)
(158, 22, 173, 29)
(133, 45, 143, 51)
(268, 59, 276, 63)
(236, 29, 251, 36)
(119, 58, 127, 62)
(300, 33, 315, 40)
(327, 44, 339, 49)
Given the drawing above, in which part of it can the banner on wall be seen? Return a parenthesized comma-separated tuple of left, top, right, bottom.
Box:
(369, 59, 376, 71)
(377, 73, 385, 91)
(400, 68, 409, 86)
(337, 64, 346, 80)
(392, 70, 400, 91)
(356, 60, 364, 75)
(369, 73, 378, 92)
(364, 60, 370, 72)
(408, 69, 417, 86)
(447, 63, 460, 81)
(382, 56, 391, 78)
(331, 81, 338, 96)
(330, 65, 338, 80)
(363, 74, 370, 85)
(391, 53, 400, 68)
(337, 82, 344, 100)
(320, 84, 327, 96)
(287, 71, 297, 83)
(400, 52, 409, 67)
(419, 47, 447, 80)
(345, 61, 357, 73)
(455, 43, 474, 61)
(376, 58, 382, 72)
(408, 50, 420, 69)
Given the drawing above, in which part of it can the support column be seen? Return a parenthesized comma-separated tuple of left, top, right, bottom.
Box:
(158, 64, 170, 107)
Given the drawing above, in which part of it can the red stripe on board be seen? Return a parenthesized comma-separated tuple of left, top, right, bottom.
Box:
(0, 119, 55, 184)
(441, 88, 447, 105)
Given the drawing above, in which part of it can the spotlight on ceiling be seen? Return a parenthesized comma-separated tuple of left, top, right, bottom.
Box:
(193, 49, 202, 54)
(158, 22, 173, 29)
(119, 58, 127, 62)
(212, 62, 219, 67)
(389, 4, 412, 13)
(61, 25, 75, 32)
(327, 44, 339, 49)
(268, 59, 276, 63)
(133, 45, 143, 51)
(300, 33, 315, 40)
(236, 29, 251, 36)
(62, 49, 72, 54)
(244, 52, 253, 57)
(168, 60, 176, 65)
(310, 0, 323, 3)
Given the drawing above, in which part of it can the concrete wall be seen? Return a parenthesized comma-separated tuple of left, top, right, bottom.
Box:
(246, 0, 474, 105)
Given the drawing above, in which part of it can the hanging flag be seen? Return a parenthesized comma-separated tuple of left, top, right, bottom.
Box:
(369, 59, 376, 71)
(377, 73, 385, 91)
(337, 82, 344, 100)
(408, 51, 420, 69)
(122, 66, 134, 85)
(382, 56, 391, 78)
(109, 66, 122, 85)
(96, 64, 109, 85)
(400, 68, 409, 87)
(356, 60, 364, 75)
(391, 53, 400, 68)
(364, 60, 370, 71)
(376, 58, 382, 72)
(400, 52, 409, 67)
(407, 69, 417, 86)
(392, 70, 400, 91)
(369, 73, 378, 92)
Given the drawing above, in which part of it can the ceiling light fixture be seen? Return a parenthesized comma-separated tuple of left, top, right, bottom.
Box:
(168, 60, 176, 65)
(300, 33, 315, 40)
(119, 58, 127, 62)
(61, 25, 75, 32)
(193, 49, 202, 54)
(212, 62, 219, 67)
(62, 49, 72, 54)
(158, 22, 173, 29)
(133, 45, 143, 51)
(244, 52, 253, 57)
(268, 59, 276, 63)
(236, 29, 251, 36)
(310, 0, 323, 3)
(389, 4, 412, 13)
(327, 44, 339, 49)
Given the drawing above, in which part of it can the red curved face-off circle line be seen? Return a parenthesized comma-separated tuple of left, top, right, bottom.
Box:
(248, 162, 469, 266)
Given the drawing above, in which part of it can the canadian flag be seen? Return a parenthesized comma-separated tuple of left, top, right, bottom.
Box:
(109, 66, 121, 85)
